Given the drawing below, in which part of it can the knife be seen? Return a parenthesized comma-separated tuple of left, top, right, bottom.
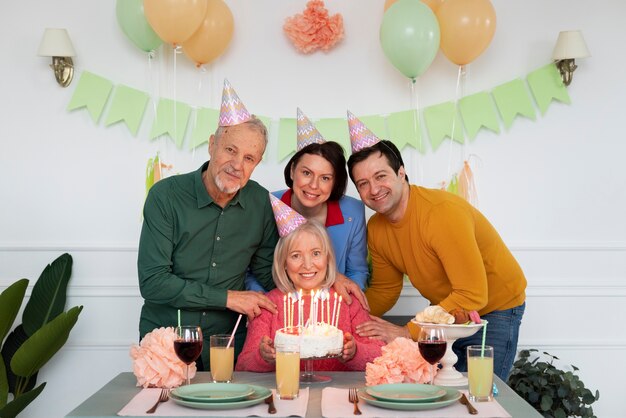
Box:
(459, 393, 478, 415)
(265, 394, 277, 414)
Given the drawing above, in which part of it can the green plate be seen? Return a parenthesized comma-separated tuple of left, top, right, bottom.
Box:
(171, 385, 271, 410)
(358, 387, 461, 411)
(366, 384, 447, 403)
(171, 383, 255, 403)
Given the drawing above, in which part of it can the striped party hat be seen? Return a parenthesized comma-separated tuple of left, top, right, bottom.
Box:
(347, 110, 380, 153)
(219, 79, 252, 126)
(296, 108, 326, 151)
(269, 194, 307, 237)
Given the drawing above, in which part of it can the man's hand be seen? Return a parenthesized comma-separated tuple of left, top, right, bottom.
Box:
(355, 315, 410, 343)
(339, 332, 356, 363)
(226, 290, 277, 321)
(332, 273, 370, 310)
(259, 335, 275, 363)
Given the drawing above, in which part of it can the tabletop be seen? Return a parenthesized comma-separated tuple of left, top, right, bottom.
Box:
(65, 371, 542, 418)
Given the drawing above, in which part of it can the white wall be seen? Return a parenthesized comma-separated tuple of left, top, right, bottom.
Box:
(1, 0, 625, 417)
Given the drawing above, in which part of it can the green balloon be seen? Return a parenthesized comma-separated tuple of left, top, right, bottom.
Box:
(116, 0, 163, 53)
(380, 0, 440, 80)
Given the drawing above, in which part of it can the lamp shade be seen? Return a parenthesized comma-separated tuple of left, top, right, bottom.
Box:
(552, 30, 590, 60)
(38, 28, 76, 57)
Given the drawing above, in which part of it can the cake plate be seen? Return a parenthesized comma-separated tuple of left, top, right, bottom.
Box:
(301, 352, 342, 384)
(417, 321, 485, 387)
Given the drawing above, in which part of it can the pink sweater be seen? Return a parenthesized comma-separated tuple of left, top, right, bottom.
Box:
(236, 288, 384, 372)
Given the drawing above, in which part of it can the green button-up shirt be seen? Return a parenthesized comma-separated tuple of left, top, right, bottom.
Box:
(137, 162, 278, 366)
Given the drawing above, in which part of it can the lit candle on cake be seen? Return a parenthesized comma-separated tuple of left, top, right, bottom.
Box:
(283, 294, 287, 329)
(334, 296, 342, 327)
(309, 290, 314, 326)
(299, 289, 303, 327)
(331, 292, 338, 326)
(325, 289, 330, 325)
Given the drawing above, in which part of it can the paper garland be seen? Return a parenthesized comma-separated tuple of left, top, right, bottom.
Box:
(66, 63, 570, 159)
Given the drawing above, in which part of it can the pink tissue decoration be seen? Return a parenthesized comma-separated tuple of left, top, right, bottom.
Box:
(283, 0, 344, 54)
(130, 327, 196, 388)
(365, 337, 432, 386)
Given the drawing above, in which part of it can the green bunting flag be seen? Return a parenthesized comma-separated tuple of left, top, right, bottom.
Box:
(278, 118, 297, 161)
(316, 118, 350, 154)
(492, 79, 536, 129)
(388, 110, 425, 154)
(423, 102, 464, 151)
(149, 99, 191, 148)
(458, 92, 501, 140)
(67, 71, 113, 123)
(527, 64, 571, 115)
(105, 85, 149, 136)
(358, 115, 387, 138)
(188, 107, 218, 150)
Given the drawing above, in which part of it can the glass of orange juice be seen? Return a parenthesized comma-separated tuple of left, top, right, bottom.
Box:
(275, 343, 300, 400)
(210, 334, 234, 383)
(467, 345, 494, 402)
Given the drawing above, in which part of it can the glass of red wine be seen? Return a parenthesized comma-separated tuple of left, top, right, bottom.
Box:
(418, 327, 447, 385)
(174, 325, 203, 386)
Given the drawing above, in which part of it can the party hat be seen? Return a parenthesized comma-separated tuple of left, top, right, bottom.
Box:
(347, 110, 380, 153)
(297, 108, 326, 151)
(269, 194, 307, 237)
(219, 79, 252, 126)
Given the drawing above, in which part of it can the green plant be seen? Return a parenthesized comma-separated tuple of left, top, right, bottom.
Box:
(508, 349, 599, 418)
(0, 253, 83, 418)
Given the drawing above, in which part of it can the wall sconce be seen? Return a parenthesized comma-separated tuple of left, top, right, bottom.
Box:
(552, 30, 590, 87)
(37, 28, 76, 88)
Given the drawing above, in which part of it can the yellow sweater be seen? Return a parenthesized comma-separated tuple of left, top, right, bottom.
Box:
(365, 186, 527, 340)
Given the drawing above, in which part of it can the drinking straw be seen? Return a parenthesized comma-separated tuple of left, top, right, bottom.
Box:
(227, 314, 243, 349)
(177, 309, 181, 328)
(480, 320, 488, 356)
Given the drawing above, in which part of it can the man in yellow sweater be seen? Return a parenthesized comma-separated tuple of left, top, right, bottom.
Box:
(347, 140, 526, 380)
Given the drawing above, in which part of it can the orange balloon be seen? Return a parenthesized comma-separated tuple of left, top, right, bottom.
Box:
(385, 0, 443, 13)
(143, 0, 208, 46)
(436, 0, 496, 65)
(182, 0, 234, 67)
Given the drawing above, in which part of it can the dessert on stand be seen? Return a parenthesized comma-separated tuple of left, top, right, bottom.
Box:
(413, 306, 485, 387)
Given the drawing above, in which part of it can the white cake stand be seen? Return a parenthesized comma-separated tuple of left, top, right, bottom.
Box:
(417, 321, 485, 387)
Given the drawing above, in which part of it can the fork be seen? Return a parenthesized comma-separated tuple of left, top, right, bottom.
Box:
(146, 388, 170, 414)
(348, 387, 362, 415)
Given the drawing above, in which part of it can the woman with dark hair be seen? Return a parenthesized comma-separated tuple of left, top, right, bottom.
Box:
(246, 110, 369, 292)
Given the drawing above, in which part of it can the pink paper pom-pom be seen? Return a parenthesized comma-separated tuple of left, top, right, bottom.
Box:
(365, 337, 433, 386)
(130, 327, 197, 388)
(283, 0, 344, 54)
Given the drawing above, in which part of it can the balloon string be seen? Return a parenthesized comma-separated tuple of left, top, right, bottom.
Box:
(173, 45, 178, 153)
(409, 79, 423, 185)
(460, 65, 468, 162)
(445, 65, 464, 182)
(148, 49, 158, 138)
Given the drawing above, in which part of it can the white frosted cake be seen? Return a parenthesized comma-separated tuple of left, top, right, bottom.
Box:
(274, 324, 343, 359)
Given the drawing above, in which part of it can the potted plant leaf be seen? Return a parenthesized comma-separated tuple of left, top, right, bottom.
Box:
(508, 349, 599, 418)
(0, 253, 83, 417)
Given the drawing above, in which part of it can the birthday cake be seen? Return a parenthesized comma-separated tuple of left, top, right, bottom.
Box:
(274, 324, 343, 359)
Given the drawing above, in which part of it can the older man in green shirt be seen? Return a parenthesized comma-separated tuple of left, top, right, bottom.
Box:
(138, 115, 281, 369)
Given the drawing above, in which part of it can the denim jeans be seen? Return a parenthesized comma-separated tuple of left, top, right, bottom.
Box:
(452, 302, 525, 382)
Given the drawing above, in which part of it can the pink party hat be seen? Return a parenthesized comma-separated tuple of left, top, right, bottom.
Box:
(269, 194, 307, 237)
(219, 79, 252, 126)
(297, 108, 326, 151)
(347, 110, 380, 153)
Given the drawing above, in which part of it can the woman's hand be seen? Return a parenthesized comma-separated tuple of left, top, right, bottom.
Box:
(339, 332, 356, 363)
(259, 335, 276, 363)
